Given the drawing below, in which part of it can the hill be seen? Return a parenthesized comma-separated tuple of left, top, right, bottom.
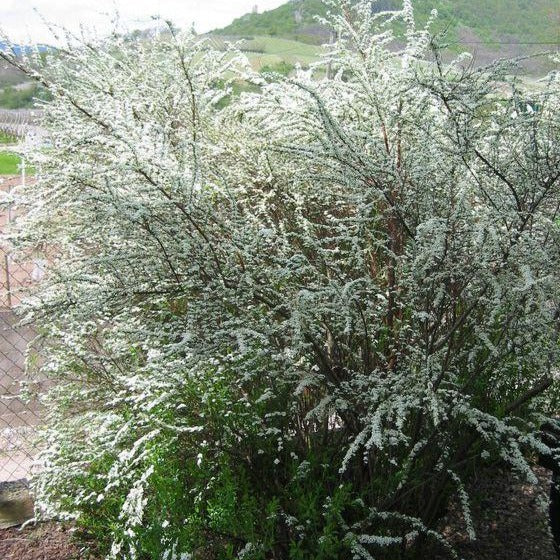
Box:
(215, 0, 331, 44)
(216, 0, 560, 71)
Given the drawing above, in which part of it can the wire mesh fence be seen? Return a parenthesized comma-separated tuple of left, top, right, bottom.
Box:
(0, 175, 44, 483)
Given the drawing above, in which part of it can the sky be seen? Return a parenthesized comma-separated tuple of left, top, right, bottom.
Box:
(1, 0, 286, 44)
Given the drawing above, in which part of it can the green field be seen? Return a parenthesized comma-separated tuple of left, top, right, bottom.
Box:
(0, 151, 21, 174)
(0, 131, 16, 144)
(243, 36, 320, 70)
(207, 35, 320, 71)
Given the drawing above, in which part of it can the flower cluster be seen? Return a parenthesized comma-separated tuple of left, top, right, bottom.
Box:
(2, 1, 560, 558)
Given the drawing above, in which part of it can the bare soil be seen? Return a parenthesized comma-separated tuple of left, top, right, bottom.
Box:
(437, 465, 557, 560)
(0, 522, 83, 560)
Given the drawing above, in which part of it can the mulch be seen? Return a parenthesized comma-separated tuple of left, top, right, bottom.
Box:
(0, 522, 82, 560)
(437, 465, 558, 560)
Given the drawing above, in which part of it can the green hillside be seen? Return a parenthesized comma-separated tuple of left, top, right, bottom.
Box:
(216, 0, 560, 71)
(216, 0, 331, 43)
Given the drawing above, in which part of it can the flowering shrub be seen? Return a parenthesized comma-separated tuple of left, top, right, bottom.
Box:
(2, 1, 560, 558)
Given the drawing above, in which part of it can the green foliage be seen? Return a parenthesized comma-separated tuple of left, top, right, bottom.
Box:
(0, 83, 51, 109)
(260, 60, 295, 77)
(0, 151, 20, 174)
(0, 131, 16, 144)
(422, 0, 559, 42)
(217, 0, 329, 42)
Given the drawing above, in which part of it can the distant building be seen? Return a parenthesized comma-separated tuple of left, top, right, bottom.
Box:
(252, 5, 258, 14)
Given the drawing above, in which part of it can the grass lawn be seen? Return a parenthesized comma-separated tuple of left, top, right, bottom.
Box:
(209, 35, 321, 70)
(0, 151, 21, 175)
(244, 36, 320, 70)
(245, 36, 320, 58)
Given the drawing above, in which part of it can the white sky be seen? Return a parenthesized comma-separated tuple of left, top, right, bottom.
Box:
(1, 0, 286, 44)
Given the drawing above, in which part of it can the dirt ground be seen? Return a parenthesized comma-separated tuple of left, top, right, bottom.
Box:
(437, 466, 557, 560)
(0, 522, 82, 560)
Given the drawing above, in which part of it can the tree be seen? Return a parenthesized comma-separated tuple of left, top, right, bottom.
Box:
(2, 1, 560, 558)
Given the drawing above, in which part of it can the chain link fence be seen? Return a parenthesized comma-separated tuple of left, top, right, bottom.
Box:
(0, 175, 45, 484)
